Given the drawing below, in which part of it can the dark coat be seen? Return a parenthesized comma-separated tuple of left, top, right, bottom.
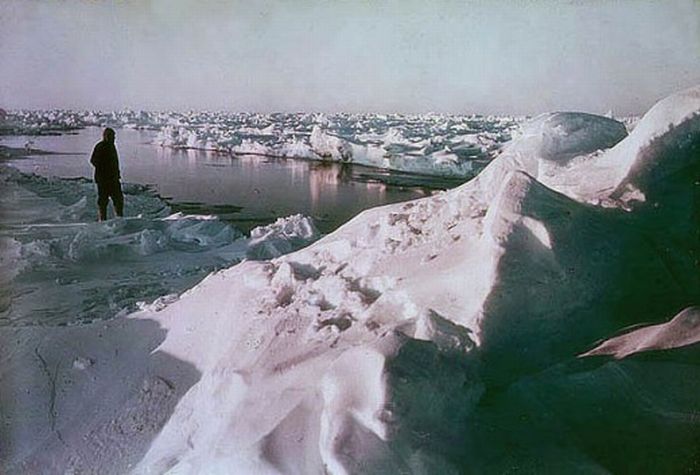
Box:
(90, 140, 121, 183)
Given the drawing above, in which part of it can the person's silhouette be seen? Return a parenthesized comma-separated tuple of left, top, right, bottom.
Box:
(90, 127, 124, 220)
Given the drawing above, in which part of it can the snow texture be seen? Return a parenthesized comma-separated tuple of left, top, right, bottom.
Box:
(1, 86, 699, 474)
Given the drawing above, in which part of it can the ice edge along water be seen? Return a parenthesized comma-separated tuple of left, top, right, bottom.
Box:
(0, 167, 322, 327)
(1, 86, 699, 474)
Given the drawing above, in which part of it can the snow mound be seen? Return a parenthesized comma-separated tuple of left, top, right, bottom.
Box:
(606, 86, 700, 199)
(310, 125, 353, 162)
(510, 111, 627, 162)
(544, 85, 700, 206)
(247, 214, 321, 259)
(469, 111, 627, 203)
(2, 86, 699, 474)
(232, 139, 274, 156)
(581, 307, 700, 359)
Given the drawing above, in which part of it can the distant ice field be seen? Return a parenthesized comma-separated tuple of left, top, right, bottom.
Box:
(4, 109, 524, 177)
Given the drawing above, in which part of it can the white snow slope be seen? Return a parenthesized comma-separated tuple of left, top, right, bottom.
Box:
(2, 86, 699, 474)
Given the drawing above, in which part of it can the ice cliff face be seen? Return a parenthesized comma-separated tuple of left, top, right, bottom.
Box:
(2, 87, 699, 474)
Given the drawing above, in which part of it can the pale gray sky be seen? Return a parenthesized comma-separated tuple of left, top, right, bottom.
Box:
(1, 0, 698, 114)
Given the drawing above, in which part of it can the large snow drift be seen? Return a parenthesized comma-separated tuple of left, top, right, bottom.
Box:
(1, 87, 699, 474)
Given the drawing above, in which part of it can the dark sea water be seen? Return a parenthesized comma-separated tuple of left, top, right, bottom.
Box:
(1, 127, 454, 233)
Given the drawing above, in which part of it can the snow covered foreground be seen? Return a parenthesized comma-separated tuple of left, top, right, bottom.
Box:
(2, 87, 700, 474)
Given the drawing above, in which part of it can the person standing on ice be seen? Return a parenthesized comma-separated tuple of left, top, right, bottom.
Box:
(90, 127, 124, 220)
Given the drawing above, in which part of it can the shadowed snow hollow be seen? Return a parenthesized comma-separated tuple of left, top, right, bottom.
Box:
(1, 86, 699, 474)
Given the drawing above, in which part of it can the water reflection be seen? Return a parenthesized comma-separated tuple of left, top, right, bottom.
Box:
(309, 163, 340, 208)
(186, 148, 198, 166)
(365, 179, 387, 197)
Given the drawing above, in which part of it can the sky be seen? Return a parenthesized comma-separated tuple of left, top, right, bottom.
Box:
(1, 0, 699, 115)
